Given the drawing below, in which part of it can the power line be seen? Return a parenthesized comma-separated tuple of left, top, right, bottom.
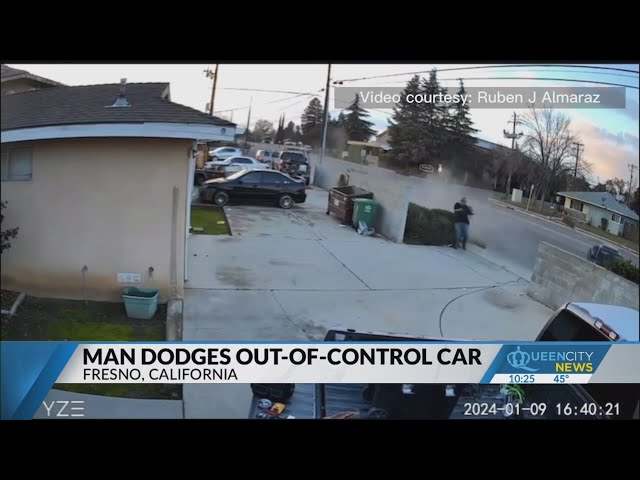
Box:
(364, 69, 640, 86)
(335, 64, 640, 83)
(339, 75, 638, 90)
(436, 76, 638, 90)
(217, 87, 320, 96)
(211, 93, 316, 114)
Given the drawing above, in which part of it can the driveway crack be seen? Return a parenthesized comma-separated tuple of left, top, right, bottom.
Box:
(317, 241, 372, 290)
(270, 291, 316, 341)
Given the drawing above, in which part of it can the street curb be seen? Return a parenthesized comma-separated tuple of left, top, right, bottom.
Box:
(489, 198, 570, 229)
(573, 227, 639, 256)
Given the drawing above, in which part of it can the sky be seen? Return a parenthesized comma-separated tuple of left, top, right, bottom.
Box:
(10, 63, 639, 185)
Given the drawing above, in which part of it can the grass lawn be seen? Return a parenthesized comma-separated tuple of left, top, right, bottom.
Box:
(191, 205, 230, 235)
(575, 223, 639, 253)
(1, 293, 180, 400)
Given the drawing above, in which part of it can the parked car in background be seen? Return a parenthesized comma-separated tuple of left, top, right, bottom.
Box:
(274, 148, 310, 185)
(284, 140, 296, 146)
(262, 137, 273, 144)
(200, 170, 307, 209)
(205, 156, 268, 175)
(209, 146, 243, 161)
(587, 244, 623, 267)
(255, 150, 280, 167)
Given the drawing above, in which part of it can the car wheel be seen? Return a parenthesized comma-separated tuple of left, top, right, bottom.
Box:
(279, 194, 294, 209)
(195, 174, 204, 186)
(212, 156, 219, 161)
(214, 191, 230, 207)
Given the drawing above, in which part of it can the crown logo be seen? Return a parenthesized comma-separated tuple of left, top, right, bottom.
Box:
(507, 346, 538, 372)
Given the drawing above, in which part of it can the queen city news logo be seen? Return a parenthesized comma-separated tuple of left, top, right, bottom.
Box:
(506, 346, 594, 373)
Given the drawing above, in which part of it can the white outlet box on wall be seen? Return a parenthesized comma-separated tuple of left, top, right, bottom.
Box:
(117, 273, 141, 283)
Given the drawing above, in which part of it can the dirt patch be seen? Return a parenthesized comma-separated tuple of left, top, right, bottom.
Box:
(482, 288, 523, 310)
(216, 266, 253, 288)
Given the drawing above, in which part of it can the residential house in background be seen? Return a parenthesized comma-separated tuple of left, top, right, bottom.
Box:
(558, 191, 639, 238)
(1, 73, 235, 302)
(376, 129, 390, 150)
(1, 64, 64, 95)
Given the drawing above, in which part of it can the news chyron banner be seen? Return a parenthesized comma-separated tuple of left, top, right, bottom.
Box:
(2, 341, 639, 419)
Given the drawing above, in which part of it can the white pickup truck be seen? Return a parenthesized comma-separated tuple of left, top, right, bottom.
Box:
(249, 302, 639, 420)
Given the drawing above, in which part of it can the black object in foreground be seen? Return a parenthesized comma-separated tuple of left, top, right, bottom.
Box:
(250, 384, 295, 403)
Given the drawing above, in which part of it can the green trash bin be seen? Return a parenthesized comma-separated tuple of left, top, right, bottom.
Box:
(122, 287, 159, 320)
(352, 198, 380, 230)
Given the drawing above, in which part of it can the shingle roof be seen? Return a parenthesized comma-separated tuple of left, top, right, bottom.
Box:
(558, 191, 639, 221)
(1, 64, 27, 79)
(1, 64, 64, 87)
(1, 82, 235, 131)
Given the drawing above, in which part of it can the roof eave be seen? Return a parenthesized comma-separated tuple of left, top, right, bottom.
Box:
(0, 72, 64, 87)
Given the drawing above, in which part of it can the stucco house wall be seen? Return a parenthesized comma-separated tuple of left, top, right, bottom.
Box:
(1, 137, 191, 302)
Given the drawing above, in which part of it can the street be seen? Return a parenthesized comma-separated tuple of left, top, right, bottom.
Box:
(475, 201, 638, 276)
(405, 176, 639, 280)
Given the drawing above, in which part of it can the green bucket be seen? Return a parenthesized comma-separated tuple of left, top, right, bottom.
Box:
(122, 287, 159, 320)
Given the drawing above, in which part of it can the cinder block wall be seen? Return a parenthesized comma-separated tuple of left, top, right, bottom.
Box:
(527, 242, 639, 311)
(313, 156, 412, 243)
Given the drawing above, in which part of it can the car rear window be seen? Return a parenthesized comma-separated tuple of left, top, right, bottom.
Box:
(280, 152, 307, 163)
(538, 309, 609, 342)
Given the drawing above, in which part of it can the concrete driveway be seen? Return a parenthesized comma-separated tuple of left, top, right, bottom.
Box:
(182, 188, 553, 418)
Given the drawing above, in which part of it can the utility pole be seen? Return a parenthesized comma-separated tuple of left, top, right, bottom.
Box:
(245, 97, 252, 147)
(205, 64, 219, 116)
(569, 141, 584, 191)
(629, 163, 638, 205)
(320, 63, 332, 165)
(572, 142, 583, 180)
(503, 112, 523, 195)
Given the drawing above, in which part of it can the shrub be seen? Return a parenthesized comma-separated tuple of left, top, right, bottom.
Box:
(1, 201, 19, 254)
(607, 259, 640, 285)
(562, 214, 575, 228)
(404, 203, 455, 246)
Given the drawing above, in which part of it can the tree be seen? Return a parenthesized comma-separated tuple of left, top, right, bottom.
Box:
(520, 107, 578, 209)
(444, 79, 478, 179)
(1, 201, 19, 254)
(417, 69, 450, 162)
(343, 94, 376, 142)
(301, 98, 324, 145)
(388, 75, 424, 169)
(631, 187, 640, 214)
(275, 115, 285, 144)
(284, 121, 295, 140)
(253, 119, 275, 140)
(592, 183, 607, 192)
(604, 177, 627, 195)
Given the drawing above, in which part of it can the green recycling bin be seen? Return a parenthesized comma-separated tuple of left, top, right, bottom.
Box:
(352, 198, 380, 230)
(122, 287, 159, 320)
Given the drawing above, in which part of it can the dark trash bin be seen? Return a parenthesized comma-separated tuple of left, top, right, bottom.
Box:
(326, 186, 373, 225)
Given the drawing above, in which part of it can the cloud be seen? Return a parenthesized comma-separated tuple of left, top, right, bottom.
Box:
(572, 119, 639, 181)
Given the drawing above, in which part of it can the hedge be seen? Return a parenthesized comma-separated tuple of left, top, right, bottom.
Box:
(404, 203, 455, 246)
(607, 259, 640, 285)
